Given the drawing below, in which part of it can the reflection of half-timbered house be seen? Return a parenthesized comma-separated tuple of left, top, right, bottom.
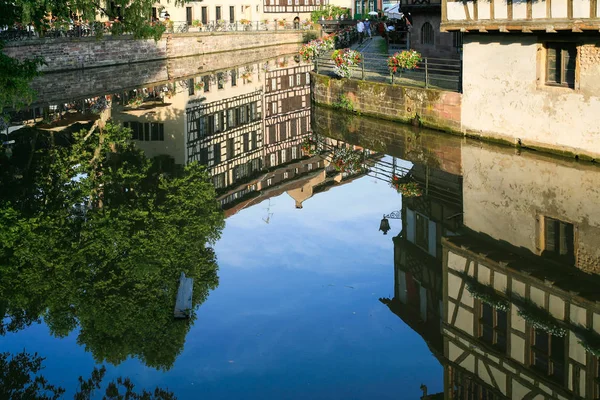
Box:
(441, 143, 600, 400)
(186, 90, 263, 191)
(264, 61, 313, 169)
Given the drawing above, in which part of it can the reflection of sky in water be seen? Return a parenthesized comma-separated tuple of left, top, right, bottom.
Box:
(2, 167, 443, 399)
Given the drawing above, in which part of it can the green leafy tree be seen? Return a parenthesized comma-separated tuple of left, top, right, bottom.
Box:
(0, 122, 225, 370)
(0, 351, 177, 399)
(0, 0, 177, 111)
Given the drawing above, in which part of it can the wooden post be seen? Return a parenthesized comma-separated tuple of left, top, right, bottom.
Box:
(362, 60, 365, 80)
(174, 272, 194, 319)
(316, 57, 319, 73)
(425, 58, 429, 88)
(391, 72, 394, 84)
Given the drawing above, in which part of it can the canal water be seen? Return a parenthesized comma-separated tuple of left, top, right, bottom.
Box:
(2, 51, 600, 399)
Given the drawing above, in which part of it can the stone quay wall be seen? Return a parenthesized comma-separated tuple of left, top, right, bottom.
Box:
(3, 31, 306, 72)
(29, 44, 300, 105)
(310, 72, 463, 135)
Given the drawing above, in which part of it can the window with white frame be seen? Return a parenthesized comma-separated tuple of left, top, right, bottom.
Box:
(281, 149, 286, 163)
(270, 153, 276, 166)
(289, 75, 294, 87)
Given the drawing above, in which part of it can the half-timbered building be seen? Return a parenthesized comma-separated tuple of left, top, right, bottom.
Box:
(262, 0, 354, 22)
(440, 0, 600, 158)
(264, 60, 313, 169)
(442, 142, 600, 399)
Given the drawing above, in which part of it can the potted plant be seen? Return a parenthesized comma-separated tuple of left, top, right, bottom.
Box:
(301, 138, 317, 156)
(191, 19, 203, 31)
(240, 18, 252, 30)
(194, 82, 204, 91)
(331, 48, 362, 79)
(331, 147, 363, 173)
(387, 50, 422, 78)
(390, 175, 422, 197)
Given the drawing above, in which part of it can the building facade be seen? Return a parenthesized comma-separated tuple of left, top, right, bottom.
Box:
(400, 0, 461, 59)
(440, 0, 600, 159)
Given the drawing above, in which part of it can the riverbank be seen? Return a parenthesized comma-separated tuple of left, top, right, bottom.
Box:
(4, 30, 311, 72)
(311, 71, 599, 162)
(311, 72, 462, 135)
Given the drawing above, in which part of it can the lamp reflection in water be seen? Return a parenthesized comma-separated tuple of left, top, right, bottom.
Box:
(379, 211, 400, 235)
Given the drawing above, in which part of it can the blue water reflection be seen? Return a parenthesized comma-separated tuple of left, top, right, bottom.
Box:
(2, 170, 443, 399)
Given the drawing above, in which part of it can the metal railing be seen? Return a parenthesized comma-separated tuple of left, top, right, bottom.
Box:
(0, 19, 314, 41)
(314, 53, 462, 92)
(172, 20, 314, 33)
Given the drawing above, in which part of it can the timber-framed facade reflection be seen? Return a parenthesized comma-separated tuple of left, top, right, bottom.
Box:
(380, 139, 600, 400)
(186, 90, 263, 191)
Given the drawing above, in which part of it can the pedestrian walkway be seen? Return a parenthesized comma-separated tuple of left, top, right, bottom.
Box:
(351, 35, 388, 55)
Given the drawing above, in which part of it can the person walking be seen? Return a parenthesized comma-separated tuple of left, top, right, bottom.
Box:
(356, 19, 364, 44)
(364, 19, 371, 39)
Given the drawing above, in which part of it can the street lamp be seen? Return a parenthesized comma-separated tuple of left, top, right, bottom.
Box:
(379, 211, 400, 235)
(379, 216, 391, 235)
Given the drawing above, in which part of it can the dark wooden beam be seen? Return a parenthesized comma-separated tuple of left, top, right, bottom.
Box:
(473, 0, 479, 20)
(591, 0, 597, 18)
(507, 0, 513, 20)
(463, 0, 472, 20)
(567, 0, 573, 19)
(442, 0, 448, 21)
(526, 0, 533, 19)
(547, 0, 552, 18)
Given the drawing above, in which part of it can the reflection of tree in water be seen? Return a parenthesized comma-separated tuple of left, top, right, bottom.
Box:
(0, 122, 225, 371)
(1, 351, 176, 399)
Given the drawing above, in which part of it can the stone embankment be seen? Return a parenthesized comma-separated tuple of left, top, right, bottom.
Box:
(4, 31, 307, 72)
(311, 72, 462, 135)
(29, 44, 300, 105)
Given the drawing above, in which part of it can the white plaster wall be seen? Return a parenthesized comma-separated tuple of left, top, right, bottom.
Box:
(530, 286, 545, 308)
(447, 3, 467, 20)
(571, 303, 587, 326)
(512, 380, 530, 399)
(512, 279, 526, 297)
(551, 0, 568, 18)
(478, 0, 491, 20)
(573, 0, 590, 17)
(513, 2, 527, 19)
(493, 1, 508, 19)
(448, 252, 467, 272)
(532, 1, 546, 18)
(569, 331, 587, 365)
(511, 305, 526, 332)
(448, 272, 462, 300)
(461, 142, 600, 255)
(461, 35, 600, 158)
(478, 264, 491, 285)
(455, 306, 474, 335)
(494, 272, 507, 292)
(548, 295, 565, 320)
(510, 333, 526, 363)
